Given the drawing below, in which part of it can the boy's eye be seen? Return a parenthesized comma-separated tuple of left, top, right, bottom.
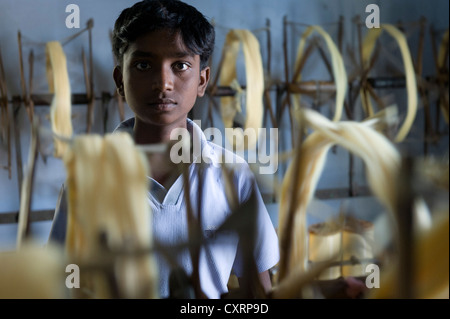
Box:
(174, 62, 189, 71)
(135, 62, 151, 71)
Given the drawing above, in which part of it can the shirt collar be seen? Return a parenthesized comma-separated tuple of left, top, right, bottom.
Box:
(114, 117, 221, 166)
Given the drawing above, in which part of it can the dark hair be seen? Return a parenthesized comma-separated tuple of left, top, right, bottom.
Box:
(112, 0, 215, 70)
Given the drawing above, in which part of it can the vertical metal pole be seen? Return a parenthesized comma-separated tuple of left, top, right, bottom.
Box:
(12, 97, 23, 199)
(396, 157, 415, 299)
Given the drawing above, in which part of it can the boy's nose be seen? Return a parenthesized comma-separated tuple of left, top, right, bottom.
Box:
(152, 66, 174, 92)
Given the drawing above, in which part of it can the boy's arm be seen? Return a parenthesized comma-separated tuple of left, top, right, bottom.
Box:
(236, 270, 272, 297)
(258, 270, 272, 293)
(233, 165, 279, 296)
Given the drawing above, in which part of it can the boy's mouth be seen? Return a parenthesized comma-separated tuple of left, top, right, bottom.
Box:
(148, 98, 177, 111)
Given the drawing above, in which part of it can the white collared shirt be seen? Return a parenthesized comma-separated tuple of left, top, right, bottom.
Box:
(50, 118, 279, 299)
(115, 118, 279, 298)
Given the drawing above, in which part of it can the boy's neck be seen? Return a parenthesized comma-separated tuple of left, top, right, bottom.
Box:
(133, 117, 188, 144)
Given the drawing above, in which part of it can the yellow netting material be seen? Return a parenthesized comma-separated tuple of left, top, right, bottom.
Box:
(46, 41, 73, 158)
(0, 242, 66, 298)
(361, 24, 418, 142)
(219, 29, 264, 150)
(369, 209, 449, 299)
(64, 132, 158, 298)
(277, 108, 400, 279)
(291, 25, 347, 123)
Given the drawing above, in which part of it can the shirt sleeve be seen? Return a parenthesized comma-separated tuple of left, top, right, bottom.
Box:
(231, 164, 280, 277)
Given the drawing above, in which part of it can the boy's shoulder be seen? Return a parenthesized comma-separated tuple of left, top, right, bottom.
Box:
(196, 130, 252, 177)
(114, 117, 135, 135)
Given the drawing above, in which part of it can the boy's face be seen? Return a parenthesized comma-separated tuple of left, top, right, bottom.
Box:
(114, 29, 210, 128)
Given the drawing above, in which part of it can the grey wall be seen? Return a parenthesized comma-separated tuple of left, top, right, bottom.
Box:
(0, 0, 448, 250)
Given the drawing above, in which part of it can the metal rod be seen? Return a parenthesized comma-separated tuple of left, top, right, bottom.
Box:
(88, 20, 95, 133)
(396, 157, 415, 299)
(16, 119, 39, 247)
(282, 15, 296, 149)
(0, 47, 12, 178)
(11, 93, 107, 106)
(266, 18, 272, 79)
(101, 92, 111, 133)
(0, 186, 372, 225)
(12, 97, 23, 199)
(338, 15, 344, 53)
(17, 31, 33, 123)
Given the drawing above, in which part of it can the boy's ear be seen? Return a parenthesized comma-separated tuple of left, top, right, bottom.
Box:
(113, 66, 125, 97)
(197, 66, 210, 97)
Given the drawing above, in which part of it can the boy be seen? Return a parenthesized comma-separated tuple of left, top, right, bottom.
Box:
(49, 0, 279, 299)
